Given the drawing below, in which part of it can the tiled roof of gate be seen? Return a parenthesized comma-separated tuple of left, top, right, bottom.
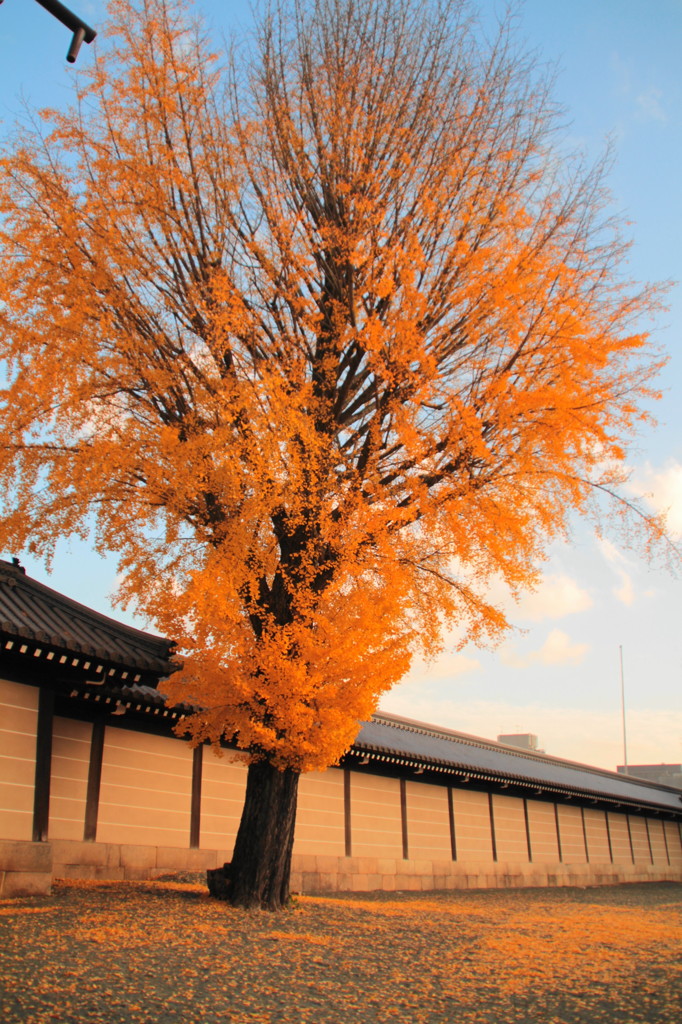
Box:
(355, 713, 682, 813)
(0, 559, 172, 673)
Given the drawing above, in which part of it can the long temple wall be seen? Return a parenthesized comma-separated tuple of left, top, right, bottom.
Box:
(1, 676, 681, 896)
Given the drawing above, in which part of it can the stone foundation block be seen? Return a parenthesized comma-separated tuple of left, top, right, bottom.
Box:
(104, 845, 123, 867)
(123, 865, 155, 881)
(314, 872, 339, 892)
(394, 874, 422, 891)
(0, 870, 52, 897)
(51, 840, 108, 868)
(500, 873, 524, 888)
(289, 871, 303, 893)
(55, 864, 126, 882)
(350, 873, 371, 891)
(311, 855, 341, 873)
(119, 845, 157, 870)
(432, 859, 455, 875)
(155, 847, 191, 871)
(155, 847, 214, 872)
(0, 840, 52, 873)
(56, 864, 97, 880)
(404, 858, 432, 875)
(95, 866, 125, 880)
(444, 870, 462, 886)
(354, 857, 380, 874)
(292, 853, 318, 872)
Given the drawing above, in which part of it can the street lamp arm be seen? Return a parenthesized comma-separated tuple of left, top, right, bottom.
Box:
(35, 0, 96, 62)
(0, 0, 97, 63)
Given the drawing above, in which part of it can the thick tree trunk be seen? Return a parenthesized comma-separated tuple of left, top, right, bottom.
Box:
(207, 759, 300, 910)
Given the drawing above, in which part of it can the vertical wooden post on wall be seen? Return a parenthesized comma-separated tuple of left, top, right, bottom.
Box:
(580, 807, 590, 862)
(400, 778, 409, 860)
(343, 768, 352, 858)
(604, 811, 614, 863)
(625, 813, 635, 863)
(32, 687, 54, 842)
(661, 820, 671, 866)
(523, 798, 533, 862)
(84, 719, 105, 842)
(553, 803, 563, 863)
(190, 744, 203, 849)
(643, 818, 654, 864)
(447, 787, 457, 861)
(487, 792, 498, 862)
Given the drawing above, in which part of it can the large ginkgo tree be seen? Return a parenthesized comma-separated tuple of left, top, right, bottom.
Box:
(0, 0, 669, 907)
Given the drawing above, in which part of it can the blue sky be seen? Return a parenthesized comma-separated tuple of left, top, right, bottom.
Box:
(1, 0, 680, 770)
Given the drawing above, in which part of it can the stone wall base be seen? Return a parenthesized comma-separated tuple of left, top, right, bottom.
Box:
(0, 840, 53, 897)
(51, 839, 228, 882)
(48, 840, 682, 892)
(290, 854, 682, 893)
(1, 839, 677, 896)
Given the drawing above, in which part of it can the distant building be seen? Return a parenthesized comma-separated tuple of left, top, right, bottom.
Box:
(497, 733, 545, 754)
(617, 764, 682, 790)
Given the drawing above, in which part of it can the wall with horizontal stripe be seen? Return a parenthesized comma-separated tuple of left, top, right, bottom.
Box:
(96, 726, 193, 847)
(49, 717, 91, 841)
(0, 678, 38, 842)
(1, 678, 680, 892)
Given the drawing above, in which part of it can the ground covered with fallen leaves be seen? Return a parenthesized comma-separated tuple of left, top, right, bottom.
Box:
(1, 879, 680, 1023)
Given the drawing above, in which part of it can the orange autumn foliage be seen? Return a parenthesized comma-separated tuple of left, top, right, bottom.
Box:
(0, 0, 667, 771)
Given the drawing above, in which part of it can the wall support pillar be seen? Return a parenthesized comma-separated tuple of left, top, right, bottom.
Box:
(84, 719, 105, 841)
(343, 768, 352, 857)
(190, 744, 203, 849)
(32, 688, 54, 842)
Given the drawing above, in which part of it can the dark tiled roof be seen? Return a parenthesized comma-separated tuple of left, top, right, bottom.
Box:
(0, 559, 172, 673)
(355, 713, 682, 814)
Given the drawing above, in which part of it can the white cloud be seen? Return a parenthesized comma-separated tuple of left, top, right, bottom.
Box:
(595, 537, 637, 605)
(597, 537, 626, 565)
(631, 460, 682, 536)
(608, 53, 666, 124)
(499, 628, 589, 670)
(613, 569, 635, 606)
(478, 569, 592, 631)
(514, 574, 592, 622)
(609, 51, 632, 98)
(407, 651, 481, 684)
(635, 87, 667, 124)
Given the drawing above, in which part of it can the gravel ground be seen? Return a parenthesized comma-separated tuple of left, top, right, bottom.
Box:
(1, 879, 680, 1023)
